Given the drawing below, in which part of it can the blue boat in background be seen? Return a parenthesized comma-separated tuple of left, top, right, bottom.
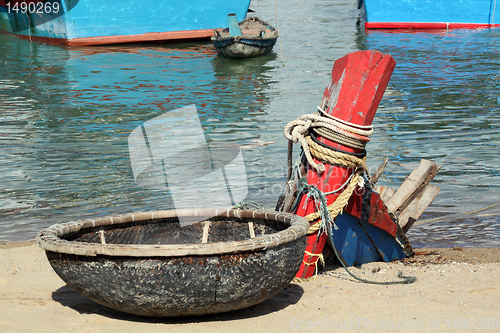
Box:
(0, 0, 251, 45)
(358, 0, 500, 30)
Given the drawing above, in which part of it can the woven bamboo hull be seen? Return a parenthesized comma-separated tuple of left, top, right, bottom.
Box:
(46, 240, 303, 317)
(36, 209, 308, 317)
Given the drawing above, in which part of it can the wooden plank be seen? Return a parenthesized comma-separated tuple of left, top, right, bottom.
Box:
(99, 229, 106, 245)
(282, 160, 307, 213)
(370, 156, 389, 186)
(227, 14, 242, 37)
(385, 159, 441, 215)
(202, 221, 211, 243)
(248, 222, 255, 239)
(374, 185, 396, 204)
(320, 51, 396, 125)
(399, 184, 441, 233)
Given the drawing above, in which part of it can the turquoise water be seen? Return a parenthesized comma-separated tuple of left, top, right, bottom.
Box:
(1, 0, 499, 247)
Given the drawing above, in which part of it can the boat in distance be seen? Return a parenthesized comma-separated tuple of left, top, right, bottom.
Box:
(0, 0, 251, 45)
(358, 0, 500, 29)
(212, 15, 278, 59)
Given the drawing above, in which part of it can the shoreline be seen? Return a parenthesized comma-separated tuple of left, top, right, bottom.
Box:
(3, 239, 500, 263)
(1, 242, 499, 332)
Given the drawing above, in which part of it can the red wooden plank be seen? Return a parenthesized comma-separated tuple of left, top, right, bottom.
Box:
(321, 50, 396, 125)
(343, 190, 397, 237)
(294, 51, 396, 280)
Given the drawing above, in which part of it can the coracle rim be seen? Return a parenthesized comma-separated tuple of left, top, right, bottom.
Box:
(36, 208, 309, 257)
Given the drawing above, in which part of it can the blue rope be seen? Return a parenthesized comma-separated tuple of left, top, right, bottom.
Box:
(234, 201, 265, 210)
(292, 178, 416, 285)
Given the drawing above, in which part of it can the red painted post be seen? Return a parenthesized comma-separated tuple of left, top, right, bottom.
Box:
(294, 51, 396, 280)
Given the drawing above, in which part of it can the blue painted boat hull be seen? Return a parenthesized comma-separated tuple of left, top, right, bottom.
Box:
(359, 0, 500, 29)
(0, 0, 251, 45)
(329, 213, 408, 267)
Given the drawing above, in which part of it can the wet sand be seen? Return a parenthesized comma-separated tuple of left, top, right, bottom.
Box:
(1, 241, 499, 333)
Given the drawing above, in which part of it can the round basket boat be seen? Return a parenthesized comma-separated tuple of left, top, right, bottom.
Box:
(36, 208, 309, 317)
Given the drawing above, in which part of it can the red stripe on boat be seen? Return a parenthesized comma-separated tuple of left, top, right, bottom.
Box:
(0, 29, 215, 46)
(365, 22, 500, 29)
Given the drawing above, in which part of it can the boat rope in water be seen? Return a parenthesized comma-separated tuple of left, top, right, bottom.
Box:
(273, 0, 305, 112)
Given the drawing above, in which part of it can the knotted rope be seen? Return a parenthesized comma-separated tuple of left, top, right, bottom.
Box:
(284, 110, 416, 285)
(292, 180, 416, 285)
(292, 251, 325, 283)
(303, 173, 361, 234)
(283, 111, 373, 173)
(284, 109, 372, 235)
(306, 136, 368, 172)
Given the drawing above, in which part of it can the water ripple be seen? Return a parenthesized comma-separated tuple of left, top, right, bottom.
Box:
(0, 0, 499, 247)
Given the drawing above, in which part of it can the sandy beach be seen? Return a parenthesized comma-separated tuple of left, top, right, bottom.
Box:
(1, 241, 499, 333)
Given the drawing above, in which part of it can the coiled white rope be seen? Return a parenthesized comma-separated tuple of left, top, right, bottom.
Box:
(283, 109, 373, 173)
